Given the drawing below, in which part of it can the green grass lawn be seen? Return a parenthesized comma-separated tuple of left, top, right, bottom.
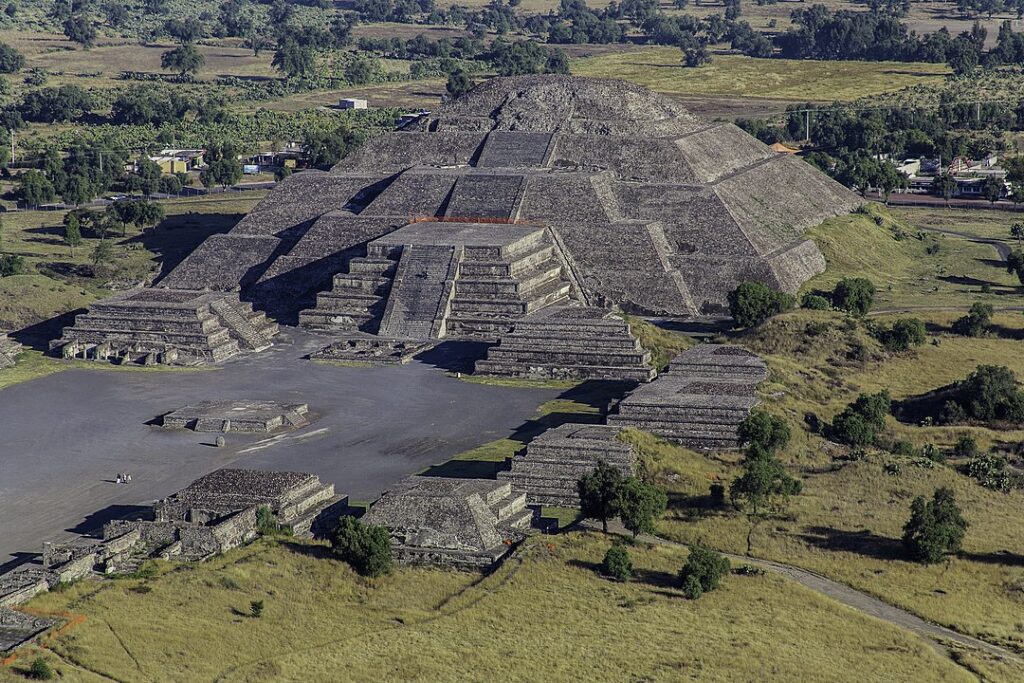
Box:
(893, 205, 1024, 244)
(572, 49, 949, 102)
(1, 534, 979, 683)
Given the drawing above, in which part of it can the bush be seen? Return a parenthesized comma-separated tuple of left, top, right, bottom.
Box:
(952, 434, 978, 459)
(249, 599, 264, 618)
(952, 302, 993, 338)
(601, 544, 632, 581)
(953, 365, 1024, 423)
(874, 317, 926, 351)
(727, 281, 795, 327)
(709, 482, 726, 507)
(679, 544, 730, 599)
(828, 391, 891, 446)
(964, 455, 1020, 492)
(891, 440, 916, 457)
(331, 516, 393, 577)
(832, 277, 875, 316)
(0, 253, 25, 277)
(27, 658, 54, 680)
(801, 293, 831, 310)
(902, 487, 968, 564)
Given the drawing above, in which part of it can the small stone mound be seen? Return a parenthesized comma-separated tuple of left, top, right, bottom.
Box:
(498, 424, 635, 507)
(362, 476, 533, 569)
(159, 400, 310, 433)
(311, 334, 432, 365)
(0, 334, 22, 369)
(606, 344, 766, 449)
(474, 306, 656, 383)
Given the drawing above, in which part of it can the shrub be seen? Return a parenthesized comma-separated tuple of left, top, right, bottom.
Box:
(952, 434, 978, 459)
(891, 440, 916, 457)
(27, 657, 54, 680)
(255, 505, 279, 535)
(828, 391, 891, 446)
(874, 317, 926, 351)
(0, 252, 25, 276)
(832, 277, 875, 316)
(601, 544, 632, 581)
(727, 281, 795, 327)
(954, 365, 1024, 423)
(801, 293, 831, 310)
(331, 516, 393, 577)
(736, 410, 791, 454)
(952, 302, 993, 338)
(964, 455, 1019, 492)
(679, 544, 730, 599)
(709, 482, 726, 507)
(902, 487, 968, 564)
(249, 599, 264, 618)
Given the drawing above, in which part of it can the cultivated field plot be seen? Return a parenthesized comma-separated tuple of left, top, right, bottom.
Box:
(572, 49, 949, 102)
(1, 534, 975, 683)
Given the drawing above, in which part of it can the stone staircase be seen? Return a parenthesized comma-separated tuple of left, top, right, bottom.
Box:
(499, 424, 636, 507)
(475, 306, 656, 382)
(378, 244, 462, 339)
(298, 256, 397, 332)
(446, 228, 572, 338)
(50, 289, 279, 364)
(209, 298, 277, 352)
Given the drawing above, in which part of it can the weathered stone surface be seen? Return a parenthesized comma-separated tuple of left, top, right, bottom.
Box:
(0, 568, 48, 609)
(0, 607, 57, 653)
(160, 400, 310, 433)
(311, 334, 432, 365)
(607, 344, 766, 449)
(362, 476, 533, 569)
(0, 334, 22, 369)
(499, 424, 635, 507)
(476, 306, 656, 383)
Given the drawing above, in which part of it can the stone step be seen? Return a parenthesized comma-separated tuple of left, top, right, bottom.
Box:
(347, 257, 399, 275)
(459, 244, 556, 277)
(492, 492, 528, 522)
(475, 359, 656, 383)
(60, 326, 236, 348)
(455, 260, 563, 297)
(610, 406, 751, 422)
(452, 280, 571, 315)
(332, 274, 393, 295)
(298, 310, 375, 331)
(484, 348, 651, 366)
(210, 298, 273, 352)
(283, 411, 309, 429)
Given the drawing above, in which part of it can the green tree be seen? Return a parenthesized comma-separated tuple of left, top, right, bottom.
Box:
(17, 170, 56, 207)
(272, 39, 314, 79)
(107, 200, 140, 236)
(828, 390, 891, 446)
(832, 277, 875, 316)
(601, 544, 632, 581)
(931, 172, 957, 205)
(983, 175, 1005, 205)
(63, 14, 96, 48)
(200, 142, 243, 189)
(161, 44, 205, 79)
(727, 281, 795, 327)
(1007, 249, 1024, 284)
(331, 516, 393, 577)
(0, 42, 24, 73)
(303, 124, 361, 169)
(952, 302, 993, 337)
(1011, 222, 1024, 247)
(729, 444, 802, 514)
(63, 214, 82, 257)
(737, 410, 790, 454)
(446, 68, 474, 99)
(91, 239, 113, 269)
(615, 478, 667, 538)
(902, 487, 968, 564)
(953, 364, 1024, 423)
(678, 544, 730, 599)
(681, 46, 711, 68)
(344, 56, 378, 85)
(876, 317, 926, 351)
(133, 200, 165, 232)
(578, 461, 624, 533)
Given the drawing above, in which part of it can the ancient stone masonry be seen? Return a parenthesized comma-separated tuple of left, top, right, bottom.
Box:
(160, 400, 310, 433)
(498, 424, 636, 507)
(606, 344, 767, 449)
(475, 306, 656, 382)
(48, 76, 859, 357)
(310, 334, 432, 365)
(362, 476, 533, 569)
(0, 334, 22, 368)
(50, 288, 279, 365)
(0, 608, 57, 654)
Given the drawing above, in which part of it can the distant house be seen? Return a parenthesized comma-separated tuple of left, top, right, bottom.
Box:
(148, 149, 205, 174)
(339, 98, 368, 110)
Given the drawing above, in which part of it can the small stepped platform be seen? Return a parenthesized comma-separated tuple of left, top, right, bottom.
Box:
(0, 334, 22, 369)
(310, 334, 432, 365)
(475, 306, 656, 383)
(499, 424, 635, 507)
(50, 289, 278, 365)
(606, 344, 765, 449)
(160, 400, 310, 433)
(362, 476, 533, 570)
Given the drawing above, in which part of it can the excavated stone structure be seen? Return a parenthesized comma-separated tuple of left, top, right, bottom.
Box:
(0, 334, 22, 368)
(607, 344, 768, 449)
(475, 306, 656, 382)
(51, 76, 858, 356)
(50, 289, 278, 364)
(362, 476, 533, 569)
(160, 400, 310, 432)
(311, 334, 432, 365)
(498, 424, 636, 507)
(0, 608, 56, 653)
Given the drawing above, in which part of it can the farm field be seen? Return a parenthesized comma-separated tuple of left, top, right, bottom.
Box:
(0, 534, 978, 683)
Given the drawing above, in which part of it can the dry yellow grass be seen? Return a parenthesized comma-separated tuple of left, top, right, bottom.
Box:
(0, 534, 977, 682)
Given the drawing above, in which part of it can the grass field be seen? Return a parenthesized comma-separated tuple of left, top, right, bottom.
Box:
(0, 534, 980, 683)
(572, 49, 950, 102)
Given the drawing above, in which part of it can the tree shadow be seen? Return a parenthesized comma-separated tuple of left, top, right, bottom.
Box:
(797, 526, 905, 561)
(959, 550, 1024, 567)
(937, 274, 1000, 287)
(634, 568, 680, 590)
(279, 540, 335, 560)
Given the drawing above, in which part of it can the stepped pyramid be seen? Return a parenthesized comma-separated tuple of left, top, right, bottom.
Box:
(498, 424, 636, 507)
(475, 306, 656, 382)
(607, 344, 767, 449)
(50, 289, 278, 364)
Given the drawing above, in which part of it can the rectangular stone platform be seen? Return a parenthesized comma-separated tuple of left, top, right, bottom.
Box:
(499, 424, 636, 507)
(310, 334, 433, 365)
(606, 344, 765, 449)
(475, 306, 656, 383)
(362, 476, 533, 570)
(160, 400, 310, 433)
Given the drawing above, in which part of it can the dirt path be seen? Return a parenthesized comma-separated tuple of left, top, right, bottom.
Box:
(589, 520, 1022, 665)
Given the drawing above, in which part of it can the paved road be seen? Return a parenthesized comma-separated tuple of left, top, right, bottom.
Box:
(0, 330, 561, 567)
